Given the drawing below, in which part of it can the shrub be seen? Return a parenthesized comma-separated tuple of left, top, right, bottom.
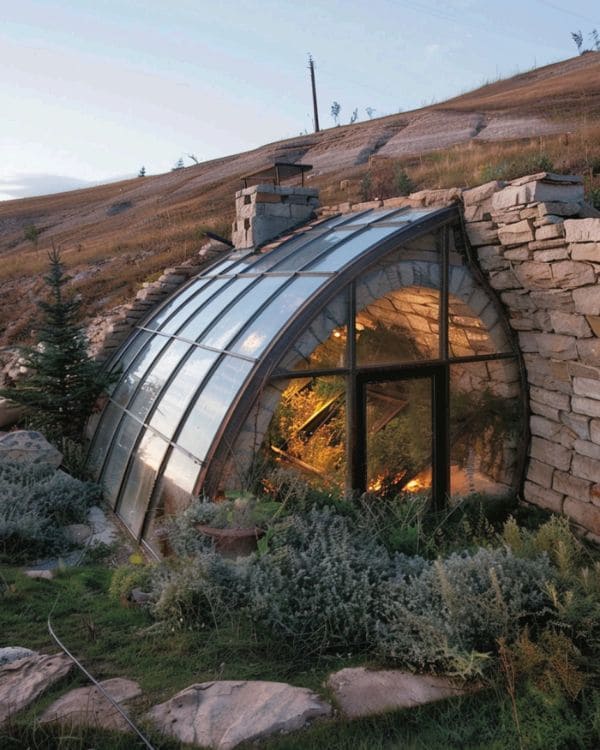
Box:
(394, 166, 414, 196)
(480, 154, 554, 183)
(109, 563, 154, 600)
(247, 508, 392, 652)
(376, 547, 553, 676)
(0, 461, 101, 562)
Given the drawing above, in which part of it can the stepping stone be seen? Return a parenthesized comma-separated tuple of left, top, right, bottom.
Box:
(0, 647, 37, 667)
(147, 680, 331, 749)
(0, 430, 62, 467)
(40, 677, 142, 732)
(327, 667, 471, 719)
(0, 653, 72, 724)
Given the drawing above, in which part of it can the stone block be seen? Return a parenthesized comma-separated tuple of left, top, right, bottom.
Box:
(591, 419, 600, 445)
(536, 223, 565, 241)
(573, 396, 600, 419)
(500, 290, 535, 311)
(570, 243, 600, 262)
(532, 247, 569, 262)
(529, 436, 572, 471)
(524, 480, 564, 513)
(492, 180, 583, 212)
(488, 269, 520, 290)
(550, 260, 595, 289)
(504, 247, 531, 261)
(529, 238, 570, 251)
(530, 415, 562, 441)
(578, 339, 600, 365)
(527, 459, 554, 488)
(466, 221, 498, 246)
(498, 219, 534, 245)
(515, 262, 553, 289)
(549, 310, 591, 337)
(574, 438, 600, 461)
(537, 201, 582, 217)
(530, 289, 574, 311)
(464, 203, 490, 222)
(553, 470, 591, 502)
(572, 454, 600, 483)
(573, 376, 600, 400)
(560, 412, 590, 440)
(476, 246, 506, 270)
(564, 218, 600, 243)
(573, 286, 600, 316)
(564, 497, 600, 535)
(536, 333, 577, 359)
(530, 399, 560, 421)
(463, 180, 504, 206)
(530, 386, 570, 410)
(586, 316, 600, 337)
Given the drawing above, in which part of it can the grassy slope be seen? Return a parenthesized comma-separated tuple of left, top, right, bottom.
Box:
(1, 53, 600, 349)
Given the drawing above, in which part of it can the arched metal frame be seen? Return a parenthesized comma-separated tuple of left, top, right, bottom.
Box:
(87, 204, 527, 551)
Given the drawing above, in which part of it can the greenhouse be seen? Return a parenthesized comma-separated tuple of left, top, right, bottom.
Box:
(87, 201, 525, 556)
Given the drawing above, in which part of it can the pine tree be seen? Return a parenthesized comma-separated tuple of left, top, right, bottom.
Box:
(0, 247, 116, 439)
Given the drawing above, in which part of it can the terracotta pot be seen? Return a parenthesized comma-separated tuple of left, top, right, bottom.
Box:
(196, 524, 265, 557)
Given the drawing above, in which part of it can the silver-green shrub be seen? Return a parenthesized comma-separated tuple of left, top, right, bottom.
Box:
(0, 460, 101, 562)
(247, 507, 392, 651)
(376, 547, 553, 675)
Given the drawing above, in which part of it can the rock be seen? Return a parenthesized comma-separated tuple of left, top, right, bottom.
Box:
(40, 677, 141, 732)
(64, 523, 92, 545)
(0, 647, 37, 667)
(87, 505, 119, 547)
(0, 398, 24, 429)
(327, 667, 471, 719)
(573, 286, 600, 316)
(130, 588, 152, 605)
(0, 653, 72, 724)
(146, 680, 331, 750)
(497, 219, 534, 245)
(0, 430, 62, 467)
(564, 218, 600, 243)
(24, 569, 54, 580)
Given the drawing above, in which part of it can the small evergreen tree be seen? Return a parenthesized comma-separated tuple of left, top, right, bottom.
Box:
(138, 165, 146, 177)
(0, 247, 116, 440)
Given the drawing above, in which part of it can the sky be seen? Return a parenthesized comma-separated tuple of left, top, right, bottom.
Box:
(0, 0, 598, 200)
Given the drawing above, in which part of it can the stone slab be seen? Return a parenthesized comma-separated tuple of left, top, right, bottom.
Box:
(0, 647, 37, 667)
(147, 680, 331, 750)
(0, 430, 62, 467)
(0, 653, 72, 724)
(40, 677, 141, 732)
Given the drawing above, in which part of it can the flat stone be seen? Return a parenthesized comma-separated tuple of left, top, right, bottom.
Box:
(573, 396, 600, 419)
(564, 218, 600, 243)
(570, 243, 600, 262)
(24, 569, 54, 580)
(0, 430, 62, 467)
(498, 219, 534, 245)
(147, 680, 331, 750)
(537, 201, 582, 217)
(466, 221, 498, 246)
(40, 677, 142, 732)
(551, 261, 595, 289)
(549, 311, 591, 338)
(564, 497, 600, 535)
(524, 480, 564, 513)
(463, 181, 503, 206)
(572, 454, 600, 483)
(0, 648, 37, 667)
(64, 524, 92, 545)
(326, 668, 471, 720)
(578, 339, 600, 366)
(530, 437, 572, 472)
(533, 247, 569, 262)
(573, 286, 600, 316)
(553, 471, 591, 503)
(0, 653, 72, 724)
(515, 262, 553, 289)
(536, 223, 564, 241)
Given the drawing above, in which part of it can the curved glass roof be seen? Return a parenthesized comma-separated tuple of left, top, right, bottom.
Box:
(88, 203, 520, 547)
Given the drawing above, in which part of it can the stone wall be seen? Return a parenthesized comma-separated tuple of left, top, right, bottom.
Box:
(462, 173, 600, 541)
(232, 184, 319, 249)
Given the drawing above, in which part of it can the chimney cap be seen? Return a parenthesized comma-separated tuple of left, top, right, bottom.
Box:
(240, 162, 312, 189)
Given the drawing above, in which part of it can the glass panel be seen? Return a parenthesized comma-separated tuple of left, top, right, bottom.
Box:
(357, 286, 440, 364)
(109, 329, 153, 383)
(309, 225, 401, 272)
(366, 377, 432, 496)
(159, 277, 230, 334)
(241, 226, 339, 274)
(271, 229, 355, 272)
(87, 400, 124, 477)
(450, 360, 521, 498)
(200, 276, 287, 351)
(111, 335, 171, 408)
(275, 291, 348, 373)
(128, 340, 191, 423)
(149, 348, 219, 438)
(176, 357, 254, 461)
(202, 253, 251, 277)
(100, 414, 144, 507)
(142, 448, 203, 556)
(117, 429, 169, 538)
(448, 291, 513, 357)
(231, 276, 323, 358)
(144, 278, 212, 330)
(267, 376, 346, 491)
(176, 277, 255, 341)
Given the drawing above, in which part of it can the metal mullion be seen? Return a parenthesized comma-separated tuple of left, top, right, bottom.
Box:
(346, 282, 360, 494)
(432, 365, 449, 511)
(440, 226, 449, 360)
(271, 366, 350, 381)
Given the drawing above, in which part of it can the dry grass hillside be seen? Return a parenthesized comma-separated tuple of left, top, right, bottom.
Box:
(1, 52, 600, 349)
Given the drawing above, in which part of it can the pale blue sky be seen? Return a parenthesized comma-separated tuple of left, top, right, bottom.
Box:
(0, 0, 597, 200)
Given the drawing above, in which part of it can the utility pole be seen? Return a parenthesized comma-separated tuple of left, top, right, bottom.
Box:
(308, 54, 320, 133)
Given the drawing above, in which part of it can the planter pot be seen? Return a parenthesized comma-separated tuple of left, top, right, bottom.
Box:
(196, 524, 265, 557)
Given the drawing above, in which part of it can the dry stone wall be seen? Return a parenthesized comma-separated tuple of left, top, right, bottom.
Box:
(462, 173, 600, 541)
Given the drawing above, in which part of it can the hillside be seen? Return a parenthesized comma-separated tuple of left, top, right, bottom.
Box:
(1, 52, 600, 350)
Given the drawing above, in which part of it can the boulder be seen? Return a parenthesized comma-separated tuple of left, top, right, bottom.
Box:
(146, 680, 331, 749)
(0, 647, 37, 667)
(0, 398, 24, 429)
(0, 653, 72, 724)
(40, 677, 141, 732)
(327, 667, 472, 719)
(0, 430, 62, 467)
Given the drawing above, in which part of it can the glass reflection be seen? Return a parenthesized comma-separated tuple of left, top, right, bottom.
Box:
(176, 277, 255, 342)
(100, 415, 144, 507)
(111, 336, 170, 408)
